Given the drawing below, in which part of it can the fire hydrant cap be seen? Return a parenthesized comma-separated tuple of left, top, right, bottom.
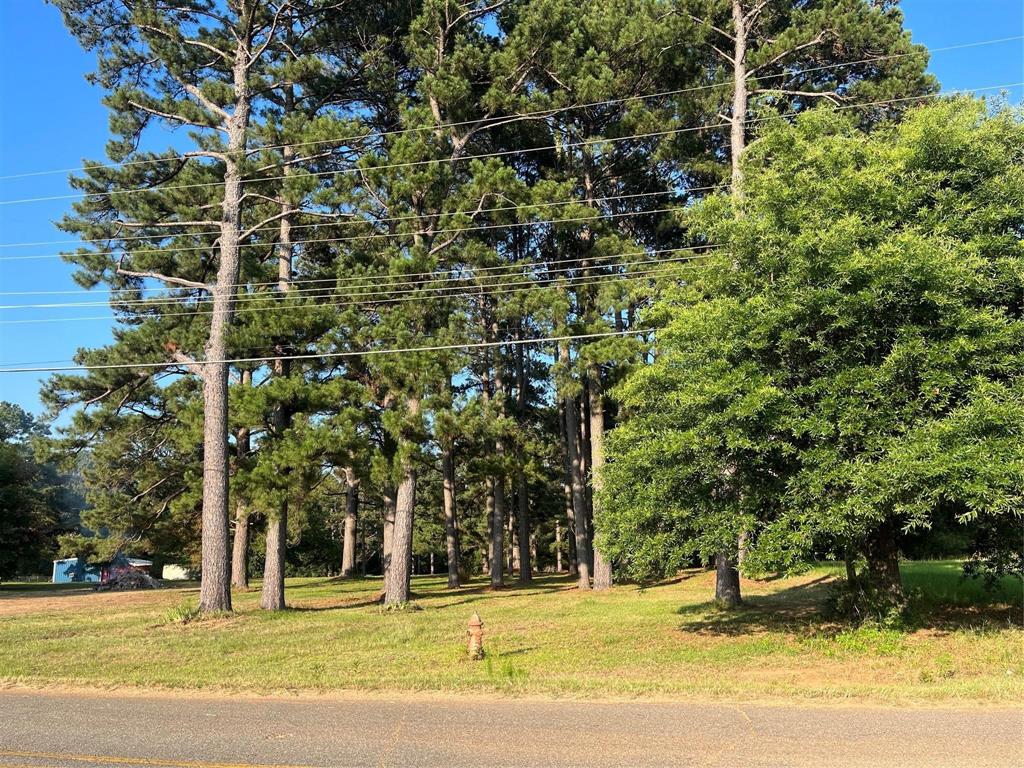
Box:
(468, 612, 483, 628)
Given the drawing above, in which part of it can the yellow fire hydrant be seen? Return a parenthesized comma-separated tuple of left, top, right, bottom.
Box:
(467, 612, 484, 660)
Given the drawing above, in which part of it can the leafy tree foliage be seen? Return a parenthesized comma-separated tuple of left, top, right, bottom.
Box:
(601, 100, 1024, 608)
(0, 404, 82, 579)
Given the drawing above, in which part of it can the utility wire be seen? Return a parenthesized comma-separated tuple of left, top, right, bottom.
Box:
(0, 238, 709, 297)
(0, 329, 651, 374)
(0, 245, 718, 310)
(0, 205, 682, 261)
(0, 34, 1018, 181)
(0, 188, 699, 250)
(0, 256, 708, 325)
(0, 83, 1018, 208)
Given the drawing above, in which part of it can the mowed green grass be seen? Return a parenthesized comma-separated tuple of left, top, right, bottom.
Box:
(0, 561, 1020, 702)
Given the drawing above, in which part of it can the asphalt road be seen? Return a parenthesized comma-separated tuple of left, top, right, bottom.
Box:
(0, 689, 1020, 768)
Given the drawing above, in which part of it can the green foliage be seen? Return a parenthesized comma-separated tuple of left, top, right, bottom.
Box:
(163, 600, 201, 625)
(0, 404, 81, 579)
(603, 99, 1024, 582)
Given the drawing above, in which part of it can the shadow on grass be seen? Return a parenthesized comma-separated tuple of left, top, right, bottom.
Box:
(289, 596, 385, 613)
(675, 573, 1022, 637)
(0, 583, 97, 599)
(285, 574, 577, 613)
(676, 576, 836, 636)
(426, 575, 577, 609)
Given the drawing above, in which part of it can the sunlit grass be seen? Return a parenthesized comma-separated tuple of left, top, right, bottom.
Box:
(0, 562, 1019, 702)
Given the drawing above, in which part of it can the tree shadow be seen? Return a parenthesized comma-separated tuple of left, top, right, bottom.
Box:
(493, 646, 537, 657)
(424, 576, 577, 609)
(0, 584, 98, 600)
(285, 575, 577, 614)
(676, 576, 836, 636)
(675, 575, 1022, 637)
(287, 596, 384, 612)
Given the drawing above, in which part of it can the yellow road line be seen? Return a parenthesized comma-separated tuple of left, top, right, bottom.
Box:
(0, 751, 316, 768)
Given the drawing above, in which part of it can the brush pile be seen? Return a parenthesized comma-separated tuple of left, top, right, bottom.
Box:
(96, 569, 163, 591)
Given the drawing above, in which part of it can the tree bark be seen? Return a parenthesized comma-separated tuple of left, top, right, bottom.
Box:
(490, 476, 506, 588)
(730, 0, 749, 199)
(260, 512, 287, 610)
(382, 486, 396, 580)
(558, 400, 579, 577)
(715, 552, 742, 608)
(230, 411, 251, 590)
(341, 467, 359, 577)
(441, 445, 460, 587)
(555, 518, 563, 573)
(515, 338, 532, 584)
(199, 38, 253, 614)
(489, 332, 506, 589)
(230, 505, 250, 590)
(383, 397, 420, 606)
(259, 131, 295, 613)
(516, 473, 531, 583)
(580, 390, 593, 558)
(863, 519, 904, 603)
(588, 365, 612, 590)
(562, 353, 592, 589)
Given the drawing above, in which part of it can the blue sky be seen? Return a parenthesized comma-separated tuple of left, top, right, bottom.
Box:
(1, 0, 1022, 417)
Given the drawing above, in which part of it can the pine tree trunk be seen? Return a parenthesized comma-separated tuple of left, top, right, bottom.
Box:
(490, 476, 506, 587)
(483, 482, 494, 576)
(260, 513, 287, 610)
(442, 445, 461, 588)
(198, 48, 252, 614)
(730, 0, 749, 199)
(230, 416, 251, 591)
(580, 391, 593, 557)
(259, 135, 295, 613)
(383, 464, 416, 605)
(230, 502, 250, 590)
(588, 365, 612, 590)
(559, 401, 579, 577)
(510, 500, 520, 574)
(515, 338, 532, 584)
(382, 486, 395, 581)
(341, 468, 359, 577)
(516, 472, 532, 584)
(564, 394, 592, 588)
(384, 397, 419, 606)
(715, 552, 742, 608)
(555, 518, 563, 573)
(489, 331, 506, 588)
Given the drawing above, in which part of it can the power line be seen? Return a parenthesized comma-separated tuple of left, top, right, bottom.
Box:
(0, 256, 709, 325)
(0, 83, 1016, 264)
(0, 237, 711, 297)
(0, 34, 1018, 182)
(0, 205, 682, 262)
(0, 329, 651, 374)
(0, 126, 728, 206)
(1, 82, 1018, 208)
(0, 188, 697, 250)
(0, 245, 718, 310)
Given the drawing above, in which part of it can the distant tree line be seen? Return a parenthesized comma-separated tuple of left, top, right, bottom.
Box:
(12, 0, 1015, 616)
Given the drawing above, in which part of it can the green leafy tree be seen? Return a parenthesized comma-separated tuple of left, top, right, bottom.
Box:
(0, 404, 81, 580)
(602, 99, 1024, 612)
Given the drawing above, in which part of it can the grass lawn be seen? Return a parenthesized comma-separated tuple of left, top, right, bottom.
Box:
(0, 561, 1020, 703)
